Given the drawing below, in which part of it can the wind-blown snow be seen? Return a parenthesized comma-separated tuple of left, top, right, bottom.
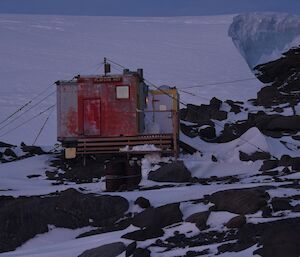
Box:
(0, 14, 261, 145)
(228, 12, 300, 69)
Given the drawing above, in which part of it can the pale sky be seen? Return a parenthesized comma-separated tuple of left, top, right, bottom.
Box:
(0, 0, 299, 16)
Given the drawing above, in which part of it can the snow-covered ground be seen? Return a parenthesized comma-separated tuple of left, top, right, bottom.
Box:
(1, 13, 300, 257)
(0, 14, 261, 146)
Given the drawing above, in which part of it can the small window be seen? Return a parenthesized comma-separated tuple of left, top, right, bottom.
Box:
(116, 85, 129, 99)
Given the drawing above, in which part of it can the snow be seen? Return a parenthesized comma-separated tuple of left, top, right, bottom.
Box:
(0, 14, 261, 146)
(16, 226, 95, 252)
(229, 12, 300, 69)
(120, 144, 161, 152)
(0, 13, 299, 257)
(0, 226, 135, 257)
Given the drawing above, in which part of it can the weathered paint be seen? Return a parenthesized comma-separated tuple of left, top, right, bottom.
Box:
(57, 73, 141, 140)
(145, 89, 179, 134)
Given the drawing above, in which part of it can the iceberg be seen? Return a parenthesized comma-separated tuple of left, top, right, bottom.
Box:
(228, 12, 300, 69)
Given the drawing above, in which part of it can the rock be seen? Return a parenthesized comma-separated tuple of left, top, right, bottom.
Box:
(239, 151, 271, 162)
(271, 197, 292, 212)
(259, 115, 300, 132)
(259, 160, 279, 171)
(279, 155, 292, 167)
(291, 157, 300, 171)
(211, 155, 218, 162)
(0, 141, 13, 148)
(180, 123, 199, 138)
(252, 218, 300, 257)
(21, 142, 46, 155)
(132, 248, 151, 257)
(210, 97, 222, 110)
(185, 211, 210, 230)
(261, 206, 273, 218)
(199, 126, 216, 140)
(134, 197, 151, 209)
(292, 204, 300, 212)
(237, 218, 300, 257)
(282, 167, 291, 174)
(225, 100, 242, 114)
(78, 242, 126, 257)
(3, 148, 17, 159)
(210, 110, 227, 121)
(122, 227, 164, 241)
(256, 86, 281, 106)
(0, 189, 129, 253)
(125, 242, 137, 257)
(27, 174, 41, 179)
(148, 161, 191, 183)
(225, 215, 246, 229)
(131, 203, 183, 229)
(209, 187, 270, 215)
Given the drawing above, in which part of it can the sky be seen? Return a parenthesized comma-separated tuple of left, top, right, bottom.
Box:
(0, 0, 300, 16)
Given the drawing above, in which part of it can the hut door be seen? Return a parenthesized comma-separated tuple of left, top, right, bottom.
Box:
(83, 99, 101, 136)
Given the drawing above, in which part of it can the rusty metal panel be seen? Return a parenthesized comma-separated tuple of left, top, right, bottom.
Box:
(83, 99, 101, 136)
(57, 82, 78, 140)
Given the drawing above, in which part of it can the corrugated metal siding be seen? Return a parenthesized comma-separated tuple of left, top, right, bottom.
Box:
(57, 74, 141, 141)
(57, 83, 78, 140)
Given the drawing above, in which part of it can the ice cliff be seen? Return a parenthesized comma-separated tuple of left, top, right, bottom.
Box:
(228, 12, 300, 69)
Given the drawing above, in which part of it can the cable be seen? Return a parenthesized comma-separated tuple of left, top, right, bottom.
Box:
(106, 58, 127, 69)
(183, 78, 257, 89)
(0, 91, 56, 132)
(0, 83, 55, 126)
(33, 107, 55, 145)
(0, 105, 56, 138)
(104, 58, 276, 158)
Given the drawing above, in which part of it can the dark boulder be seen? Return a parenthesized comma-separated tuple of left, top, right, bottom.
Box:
(78, 242, 126, 257)
(0, 141, 13, 148)
(292, 204, 300, 212)
(271, 197, 292, 212)
(126, 242, 137, 257)
(279, 155, 292, 167)
(225, 215, 246, 229)
(225, 100, 243, 114)
(131, 203, 183, 229)
(0, 189, 129, 253)
(238, 218, 300, 257)
(134, 197, 151, 209)
(209, 187, 270, 215)
(210, 97, 222, 110)
(132, 248, 151, 257)
(199, 126, 216, 141)
(148, 161, 191, 183)
(21, 142, 46, 155)
(185, 211, 210, 230)
(3, 148, 17, 159)
(291, 157, 300, 171)
(122, 227, 164, 241)
(239, 151, 271, 162)
(259, 160, 279, 171)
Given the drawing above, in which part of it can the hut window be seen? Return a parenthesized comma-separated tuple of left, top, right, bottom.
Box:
(116, 85, 129, 99)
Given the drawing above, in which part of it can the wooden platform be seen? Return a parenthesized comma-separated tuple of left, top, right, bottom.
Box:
(76, 134, 177, 155)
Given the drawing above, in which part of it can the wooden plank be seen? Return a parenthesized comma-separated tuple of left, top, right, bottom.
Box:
(77, 145, 171, 151)
(77, 150, 173, 155)
(77, 140, 172, 147)
(77, 134, 173, 142)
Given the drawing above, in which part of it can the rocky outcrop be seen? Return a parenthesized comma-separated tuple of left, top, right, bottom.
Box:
(0, 189, 129, 253)
(209, 187, 270, 214)
(148, 161, 191, 183)
(131, 203, 183, 228)
(78, 242, 126, 257)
